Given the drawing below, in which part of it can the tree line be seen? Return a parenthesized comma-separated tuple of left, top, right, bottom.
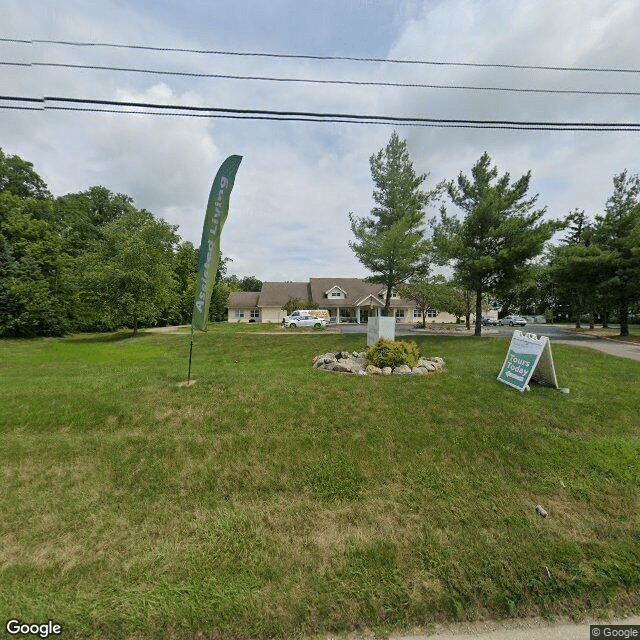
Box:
(0, 148, 261, 338)
(349, 133, 640, 336)
(3, 141, 638, 339)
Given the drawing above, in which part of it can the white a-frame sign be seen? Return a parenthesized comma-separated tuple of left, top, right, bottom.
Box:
(498, 330, 559, 392)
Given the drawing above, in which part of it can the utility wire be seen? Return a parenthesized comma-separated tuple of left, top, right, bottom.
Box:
(2, 95, 639, 130)
(42, 109, 640, 131)
(1, 37, 640, 74)
(2, 61, 639, 96)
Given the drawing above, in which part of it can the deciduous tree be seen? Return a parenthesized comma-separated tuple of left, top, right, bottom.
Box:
(239, 275, 262, 292)
(0, 148, 50, 199)
(81, 208, 179, 335)
(0, 193, 73, 336)
(55, 187, 133, 257)
(399, 276, 453, 327)
(283, 297, 318, 315)
(171, 241, 199, 324)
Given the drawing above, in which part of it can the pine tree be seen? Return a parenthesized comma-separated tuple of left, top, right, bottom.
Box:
(561, 208, 592, 245)
(349, 132, 438, 316)
(431, 152, 561, 335)
(593, 171, 640, 336)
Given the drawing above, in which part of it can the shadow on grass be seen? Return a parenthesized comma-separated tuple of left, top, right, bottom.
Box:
(65, 330, 153, 343)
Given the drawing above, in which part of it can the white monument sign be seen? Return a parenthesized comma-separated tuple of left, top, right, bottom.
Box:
(367, 316, 396, 346)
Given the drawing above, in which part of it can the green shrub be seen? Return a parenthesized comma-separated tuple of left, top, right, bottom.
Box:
(365, 338, 420, 369)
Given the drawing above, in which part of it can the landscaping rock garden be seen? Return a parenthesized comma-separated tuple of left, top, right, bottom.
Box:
(312, 350, 445, 376)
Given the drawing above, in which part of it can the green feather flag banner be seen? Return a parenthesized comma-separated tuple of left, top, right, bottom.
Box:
(191, 155, 242, 332)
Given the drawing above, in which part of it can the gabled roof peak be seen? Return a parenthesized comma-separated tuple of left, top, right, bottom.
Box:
(355, 292, 385, 306)
(325, 284, 348, 295)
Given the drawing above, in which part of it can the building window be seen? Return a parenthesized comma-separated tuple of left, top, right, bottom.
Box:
(395, 309, 405, 318)
(330, 291, 342, 298)
(235, 309, 244, 318)
(427, 308, 438, 318)
(250, 309, 260, 318)
(413, 309, 421, 318)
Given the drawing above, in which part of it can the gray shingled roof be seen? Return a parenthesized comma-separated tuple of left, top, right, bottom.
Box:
(228, 291, 260, 307)
(230, 279, 416, 310)
(309, 278, 413, 308)
(257, 282, 311, 307)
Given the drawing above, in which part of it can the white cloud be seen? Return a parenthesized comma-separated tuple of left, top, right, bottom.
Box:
(2, 0, 639, 281)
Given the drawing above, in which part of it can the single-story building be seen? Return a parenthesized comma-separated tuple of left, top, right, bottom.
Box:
(228, 277, 487, 324)
(227, 291, 261, 323)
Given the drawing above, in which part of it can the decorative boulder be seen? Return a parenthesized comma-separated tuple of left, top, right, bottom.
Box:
(393, 364, 412, 375)
(312, 349, 445, 377)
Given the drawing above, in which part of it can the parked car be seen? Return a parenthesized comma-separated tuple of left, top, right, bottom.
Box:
(285, 315, 327, 328)
(282, 309, 329, 325)
(498, 315, 527, 326)
(482, 317, 498, 326)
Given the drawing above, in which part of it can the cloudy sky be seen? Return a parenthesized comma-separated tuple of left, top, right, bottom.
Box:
(2, 0, 639, 281)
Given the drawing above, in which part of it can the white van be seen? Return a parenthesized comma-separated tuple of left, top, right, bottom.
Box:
(282, 309, 330, 324)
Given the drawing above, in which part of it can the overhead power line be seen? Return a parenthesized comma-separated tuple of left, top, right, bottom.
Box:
(2, 95, 640, 131)
(2, 61, 639, 96)
(2, 37, 640, 74)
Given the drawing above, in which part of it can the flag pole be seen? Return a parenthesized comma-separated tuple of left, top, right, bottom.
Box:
(187, 326, 195, 384)
(185, 154, 242, 386)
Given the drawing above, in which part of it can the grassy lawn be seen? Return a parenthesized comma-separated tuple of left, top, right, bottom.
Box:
(1, 325, 639, 639)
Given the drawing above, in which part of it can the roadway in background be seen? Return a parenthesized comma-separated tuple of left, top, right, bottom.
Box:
(336, 323, 640, 361)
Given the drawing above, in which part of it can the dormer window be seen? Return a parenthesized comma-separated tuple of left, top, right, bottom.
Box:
(379, 289, 399, 299)
(325, 285, 347, 299)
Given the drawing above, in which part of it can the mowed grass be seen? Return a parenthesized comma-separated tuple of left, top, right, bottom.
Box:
(1, 325, 639, 639)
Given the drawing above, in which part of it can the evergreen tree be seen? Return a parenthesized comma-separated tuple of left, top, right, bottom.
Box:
(561, 208, 592, 245)
(432, 152, 561, 335)
(592, 171, 640, 336)
(349, 132, 438, 316)
(547, 209, 604, 328)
